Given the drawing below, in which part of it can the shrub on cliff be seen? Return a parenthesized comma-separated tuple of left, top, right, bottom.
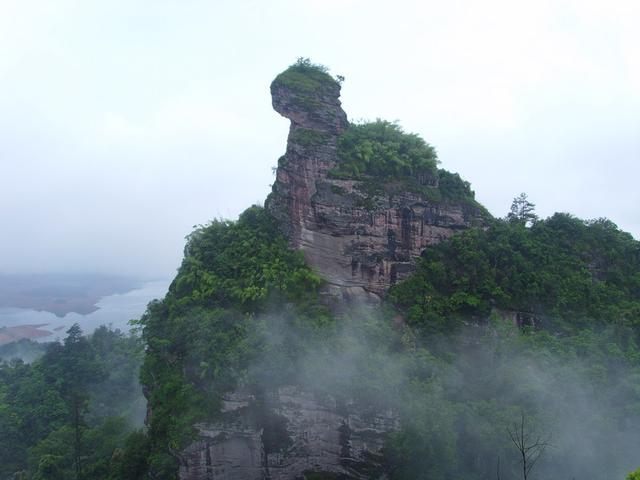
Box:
(331, 120, 480, 207)
(171, 205, 323, 312)
(333, 120, 439, 179)
(271, 57, 340, 110)
(628, 468, 640, 480)
(390, 213, 640, 335)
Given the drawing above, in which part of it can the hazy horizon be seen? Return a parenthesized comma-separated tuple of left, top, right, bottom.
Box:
(1, 0, 638, 279)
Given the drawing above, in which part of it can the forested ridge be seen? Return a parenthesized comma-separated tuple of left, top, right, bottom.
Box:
(4, 199, 640, 479)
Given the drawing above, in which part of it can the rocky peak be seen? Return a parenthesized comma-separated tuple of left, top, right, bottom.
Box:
(266, 61, 488, 301)
(270, 62, 348, 134)
(179, 63, 490, 479)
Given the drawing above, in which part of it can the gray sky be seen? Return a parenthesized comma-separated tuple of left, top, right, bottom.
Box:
(1, 0, 638, 279)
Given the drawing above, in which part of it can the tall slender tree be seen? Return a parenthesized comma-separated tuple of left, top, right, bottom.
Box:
(53, 325, 105, 480)
(507, 193, 538, 226)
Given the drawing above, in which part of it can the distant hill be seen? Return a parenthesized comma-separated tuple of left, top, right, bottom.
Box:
(0, 273, 141, 317)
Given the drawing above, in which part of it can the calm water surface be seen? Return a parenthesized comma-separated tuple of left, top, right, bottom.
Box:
(0, 279, 169, 342)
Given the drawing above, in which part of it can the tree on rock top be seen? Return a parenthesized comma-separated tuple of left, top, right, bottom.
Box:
(271, 57, 340, 93)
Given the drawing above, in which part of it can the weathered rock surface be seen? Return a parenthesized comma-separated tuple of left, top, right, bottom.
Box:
(266, 71, 487, 300)
(179, 387, 397, 480)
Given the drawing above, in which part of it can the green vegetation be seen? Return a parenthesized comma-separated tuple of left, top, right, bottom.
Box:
(170, 206, 322, 312)
(389, 212, 640, 335)
(4, 181, 640, 480)
(0, 206, 333, 480)
(274, 60, 478, 209)
(384, 314, 640, 479)
(507, 192, 538, 226)
(330, 120, 480, 208)
(333, 120, 438, 180)
(6, 58, 638, 479)
(134, 206, 331, 477)
(130, 199, 640, 479)
(437, 169, 476, 203)
(628, 468, 640, 480)
(0, 326, 144, 479)
(271, 58, 340, 111)
(0, 338, 45, 363)
(272, 57, 338, 92)
(382, 200, 640, 479)
(330, 184, 346, 195)
(289, 127, 330, 148)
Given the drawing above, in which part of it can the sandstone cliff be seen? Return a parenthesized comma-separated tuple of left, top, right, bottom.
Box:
(179, 387, 397, 480)
(266, 63, 487, 301)
(178, 61, 488, 480)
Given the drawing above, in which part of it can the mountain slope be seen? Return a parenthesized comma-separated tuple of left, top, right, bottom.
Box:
(132, 61, 640, 480)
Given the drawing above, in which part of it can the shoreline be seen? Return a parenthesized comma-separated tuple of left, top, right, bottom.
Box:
(0, 279, 169, 345)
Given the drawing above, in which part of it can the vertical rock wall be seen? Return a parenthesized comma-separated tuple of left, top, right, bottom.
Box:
(266, 71, 486, 300)
(179, 387, 397, 480)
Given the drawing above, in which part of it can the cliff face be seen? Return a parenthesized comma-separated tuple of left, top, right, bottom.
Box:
(178, 64, 487, 480)
(179, 387, 396, 480)
(266, 69, 486, 300)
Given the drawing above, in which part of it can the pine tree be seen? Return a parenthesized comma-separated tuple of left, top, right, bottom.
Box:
(507, 193, 537, 226)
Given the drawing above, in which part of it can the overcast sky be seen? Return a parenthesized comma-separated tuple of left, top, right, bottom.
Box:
(1, 0, 638, 279)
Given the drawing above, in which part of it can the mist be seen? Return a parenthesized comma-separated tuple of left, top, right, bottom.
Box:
(0, 339, 47, 364)
(81, 325, 147, 429)
(240, 306, 640, 479)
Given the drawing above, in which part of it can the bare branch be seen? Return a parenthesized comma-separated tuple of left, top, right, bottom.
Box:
(507, 411, 552, 480)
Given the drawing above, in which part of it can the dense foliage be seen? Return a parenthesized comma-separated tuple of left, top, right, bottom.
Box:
(132, 201, 640, 479)
(386, 208, 640, 478)
(333, 120, 438, 179)
(384, 316, 640, 479)
(135, 206, 330, 477)
(436, 169, 477, 203)
(331, 120, 480, 207)
(0, 326, 144, 479)
(5, 58, 640, 478)
(5, 198, 640, 479)
(390, 213, 640, 334)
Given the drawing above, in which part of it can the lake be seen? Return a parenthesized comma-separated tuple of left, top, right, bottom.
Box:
(0, 279, 170, 343)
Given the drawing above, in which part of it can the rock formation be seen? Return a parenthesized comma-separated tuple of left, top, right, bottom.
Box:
(266, 66, 487, 301)
(179, 63, 487, 480)
(179, 387, 397, 480)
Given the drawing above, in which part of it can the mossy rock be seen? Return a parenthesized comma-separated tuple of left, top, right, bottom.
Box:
(272, 58, 340, 112)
